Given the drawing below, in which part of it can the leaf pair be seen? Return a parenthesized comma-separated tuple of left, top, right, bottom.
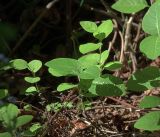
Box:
(80, 20, 113, 41)
(10, 59, 42, 73)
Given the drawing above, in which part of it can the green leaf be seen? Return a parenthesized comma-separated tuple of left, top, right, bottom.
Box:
(16, 115, 33, 128)
(93, 20, 113, 41)
(79, 66, 101, 79)
(96, 84, 123, 96)
(10, 59, 27, 70)
(24, 77, 40, 83)
(57, 83, 78, 92)
(142, 1, 160, 35)
(112, 0, 148, 14)
(139, 96, 160, 108)
(29, 123, 41, 132)
(104, 61, 122, 71)
(80, 21, 97, 33)
(79, 43, 101, 54)
(134, 111, 160, 131)
(0, 89, 8, 99)
(140, 36, 160, 60)
(25, 86, 37, 93)
(0, 104, 19, 129)
(79, 79, 98, 97)
(80, 74, 125, 97)
(48, 68, 62, 77)
(45, 58, 81, 77)
(78, 53, 100, 69)
(22, 123, 41, 137)
(127, 66, 160, 91)
(93, 74, 125, 96)
(0, 132, 12, 137)
(100, 50, 109, 65)
(27, 60, 42, 73)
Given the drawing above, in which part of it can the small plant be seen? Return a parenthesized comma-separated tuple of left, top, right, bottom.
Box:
(10, 59, 42, 95)
(1, 0, 160, 134)
(45, 19, 125, 97)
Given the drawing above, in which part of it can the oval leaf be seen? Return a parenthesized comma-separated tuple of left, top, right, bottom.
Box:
(100, 50, 109, 65)
(25, 86, 37, 93)
(93, 20, 113, 41)
(139, 96, 160, 108)
(140, 36, 160, 60)
(10, 59, 27, 70)
(48, 68, 63, 77)
(28, 60, 42, 73)
(79, 43, 101, 54)
(134, 111, 160, 131)
(112, 0, 148, 14)
(24, 77, 40, 83)
(57, 83, 78, 92)
(79, 66, 101, 79)
(142, 1, 160, 35)
(45, 58, 81, 77)
(78, 53, 100, 69)
(16, 115, 33, 128)
(104, 61, 122, 71)
(80, 21, 97, 33)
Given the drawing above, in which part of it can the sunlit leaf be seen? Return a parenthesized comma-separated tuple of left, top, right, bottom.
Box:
(134, 111, 160, 131)
(139, 96, 160, 108)
(104, 61, 122, 71)
(79, 43, 101, 54)
(10, 59, 27, 70)
(93, 20, 113, 41)
(100, 50, 109, 65)
(80, 21, 97, 33)
(28, 60, 42, 73)
(142, 1, 160, 35)
(45, 58, 81, 77)
(79, 66, 101, 79)
(140, 36, 160, 60)
(57, 83, 78, 92)
(24, 77, 40, 83)
(112, 0, 148, 14)
(25, 86, 37, 94)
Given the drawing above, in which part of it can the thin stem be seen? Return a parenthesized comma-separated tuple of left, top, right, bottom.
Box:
(119, 31, 124, 63)
(124, 15, 134, 52)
